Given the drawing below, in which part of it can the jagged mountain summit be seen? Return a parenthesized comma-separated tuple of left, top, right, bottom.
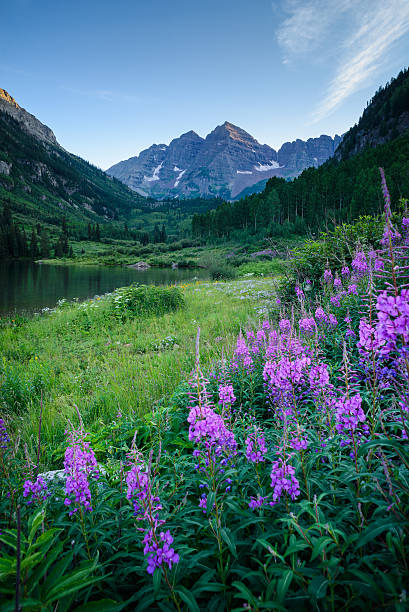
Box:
(107, 121, 342, 200)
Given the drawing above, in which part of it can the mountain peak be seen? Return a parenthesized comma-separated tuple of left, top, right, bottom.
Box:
(0, 88, 20, 109)
(178, 130, 202, 140)
(212, 121, 258, 146)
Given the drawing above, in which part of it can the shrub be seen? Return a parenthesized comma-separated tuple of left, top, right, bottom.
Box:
(110, 284, 185, 319)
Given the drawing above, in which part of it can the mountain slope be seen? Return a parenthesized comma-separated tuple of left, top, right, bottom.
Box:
(0, 89, 148, 231)
(107, 122, 341, 200)
(335, 67, 409, 160)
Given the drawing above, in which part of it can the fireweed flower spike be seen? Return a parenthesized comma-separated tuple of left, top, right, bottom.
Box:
(245, 429, 267, 463)
(126, 451, 179, 576)
(270, 459, 300, 504)
(0, 418, 10, 450)
(64, 427, 99, 515)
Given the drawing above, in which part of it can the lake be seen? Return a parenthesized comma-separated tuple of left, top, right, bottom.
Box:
(0, 261, 209, 316)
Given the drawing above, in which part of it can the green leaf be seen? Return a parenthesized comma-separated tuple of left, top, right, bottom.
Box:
(232, 581, 258, 607)
(206, 491, 216, 514)
(310, 537, 335, 561)
(175, 586, 200, 612)
(284, 541, 310, 557)
(276, 570, 293, 603)
(220, 527, 237, 558)
(357, 521, 397, 548)
(28, 510, 45, 545)
(153, 567, 162, 596)
(308, 576, 328, 599)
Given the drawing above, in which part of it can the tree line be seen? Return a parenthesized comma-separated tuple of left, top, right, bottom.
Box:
(192, 131, 409, 240)
(0, 205, 72, 260)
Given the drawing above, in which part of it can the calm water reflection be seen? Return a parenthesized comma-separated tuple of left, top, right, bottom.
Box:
(0, 261, 208, 316)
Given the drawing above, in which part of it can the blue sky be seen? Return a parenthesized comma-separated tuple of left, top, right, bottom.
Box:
(1, 0, 409, 169)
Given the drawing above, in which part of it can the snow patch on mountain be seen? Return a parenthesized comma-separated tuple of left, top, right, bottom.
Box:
(174, 169, 186, 187)
(237, 170, 253, 174)
(144, 161, 163, 182)
(254, 161, 281, 172)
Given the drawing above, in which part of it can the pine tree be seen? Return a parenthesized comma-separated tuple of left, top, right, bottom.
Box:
(160, 224, 167, 243)
(40, 230, 51, 258)
(153, 224, 161, 243)
(29, 227, 39, 259)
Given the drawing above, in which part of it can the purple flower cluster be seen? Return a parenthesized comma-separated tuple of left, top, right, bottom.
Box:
(245, 430, 267, 463)
(187, 405, 237, 455)
(23, 476, 50, 505)
(142, 529, 180, 575)
(335, 394, 366, 434)
(323, 269, 333, 284)
(351, 251, 368, 277)
(126, 455, 179, 575)
(376, 289, 409, 354)
(218, 384, 236, 406)
(64, 430, 99, 515)
(299, 317, 316, 335)
(315, 306, 329, 325)
(270, 460, 300, 503)
(234, 334, 253, 368)
(248, 496, 265, 510)
(289, 435, 308, 451)
(126, 463, 160, 517)
(0, 418, 10, 449)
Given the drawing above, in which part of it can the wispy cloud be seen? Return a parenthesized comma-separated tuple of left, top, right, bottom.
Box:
(276, 0, 409, 123)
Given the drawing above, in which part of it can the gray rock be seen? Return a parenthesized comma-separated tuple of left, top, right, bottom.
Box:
(128, 261, 151, 269)
(0, 160, 11, 175)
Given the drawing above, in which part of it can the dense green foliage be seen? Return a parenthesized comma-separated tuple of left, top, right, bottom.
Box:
(337, 67, 409, 159)
(192, 132, 409, 239)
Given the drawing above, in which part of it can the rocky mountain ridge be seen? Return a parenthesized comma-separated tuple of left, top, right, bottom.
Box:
(0, 88, 58, 146)
(107, 122, 342, 200)
(0, 88, 147, 228)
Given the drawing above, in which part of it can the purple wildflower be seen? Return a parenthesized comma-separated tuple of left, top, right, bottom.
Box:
(323, 269, 333, 284)
(23, 476, 50, 505)
(0, 419, 10, 449)
(143, 529, 180, 575)
(328, 314, 338, 327)
(351, 252, 368, 277)
(279, 319, 291, 333)
(64, 430, 99, 515)
(218, 384, 236, 406)
(270, 460, 300, 503)
(245, 431, 267, 463)
(299, 317, 316, 335)
(315, 307, 329, 325)
(248, 496, 265, 510)
(335, 394, 366, 434)
(295, 286, 305, 300)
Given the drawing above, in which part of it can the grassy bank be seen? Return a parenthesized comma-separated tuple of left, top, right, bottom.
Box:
(41, 236, 302, 270)
(0, 277, 279, 455)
